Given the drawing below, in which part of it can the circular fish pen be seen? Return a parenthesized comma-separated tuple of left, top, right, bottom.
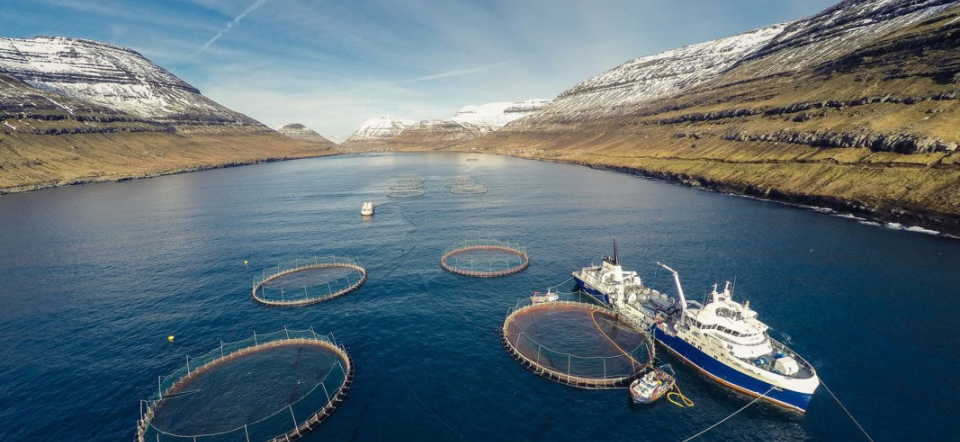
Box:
(440, 239, 529, 277)
(252, 256, 366, 306)
(501, 301, 652, 389)
(137, 328, 354, 442)
(450, 184, 487, 194)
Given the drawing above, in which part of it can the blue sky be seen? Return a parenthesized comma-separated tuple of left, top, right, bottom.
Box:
(5, 0, 839, 138)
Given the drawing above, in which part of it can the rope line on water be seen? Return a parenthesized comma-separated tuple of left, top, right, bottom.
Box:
(821, 379, 875, 442)
(680, 386, 774, 442)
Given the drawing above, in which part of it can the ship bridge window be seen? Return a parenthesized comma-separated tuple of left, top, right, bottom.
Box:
(716, 307, 742, 321)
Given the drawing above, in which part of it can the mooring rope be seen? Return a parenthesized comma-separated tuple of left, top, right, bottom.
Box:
(680, 386, 775, 442)
(546, 276, 574, 290)
(820, 379, 875, 442)
(589, 311, 644, 367)
(666, 384, 694, 408)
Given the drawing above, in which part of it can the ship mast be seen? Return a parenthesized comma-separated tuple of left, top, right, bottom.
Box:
(657, 262, 687, 318)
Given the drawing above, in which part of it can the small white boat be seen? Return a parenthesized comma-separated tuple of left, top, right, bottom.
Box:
(530, 289, 559, 303)
(361, 201, 374, 216)
(629, 365, 676, 404)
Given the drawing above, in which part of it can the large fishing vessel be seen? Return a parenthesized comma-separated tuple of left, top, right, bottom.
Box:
(572, 244, 820, 412)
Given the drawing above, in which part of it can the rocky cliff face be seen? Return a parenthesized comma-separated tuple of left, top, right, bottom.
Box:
(277, 123, 335, 145)
(0, 37, 256, 125)
(465, 0, 960, 234)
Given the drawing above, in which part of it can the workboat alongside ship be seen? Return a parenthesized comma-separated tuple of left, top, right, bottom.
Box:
(572, 243, 820, 412)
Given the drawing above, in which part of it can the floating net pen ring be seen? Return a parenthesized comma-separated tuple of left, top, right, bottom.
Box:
(500, 301, 652, 389)
(252, 256, 367, 307)
(440, 240, 529, 278)
(136, 328, 355, 442)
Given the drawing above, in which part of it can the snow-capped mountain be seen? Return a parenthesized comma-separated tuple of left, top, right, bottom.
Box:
(468, 0, 960, 234)
(379, 99, 553, 148)
(450, 99, 551, 132)
(345, 116, 416, 143)
(509, 0, 955, 130)
(505, 24, 789, 128)
(277, 123, 335, 145)
(0, 36, 256, 124)
(736, 0, 954, 76)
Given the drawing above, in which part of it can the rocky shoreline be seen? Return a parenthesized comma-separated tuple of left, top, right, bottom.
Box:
(560, 158, 960, 238)
(0, 152, 339, 196)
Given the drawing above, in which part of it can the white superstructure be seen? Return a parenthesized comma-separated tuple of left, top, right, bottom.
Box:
(361, 201, 374, 216)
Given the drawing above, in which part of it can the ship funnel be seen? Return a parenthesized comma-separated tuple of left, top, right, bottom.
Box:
(612, 239, 619, 266)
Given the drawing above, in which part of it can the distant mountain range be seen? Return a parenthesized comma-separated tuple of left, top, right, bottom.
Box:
(0, 36, 335, 193)
(344, 99, 551, 148)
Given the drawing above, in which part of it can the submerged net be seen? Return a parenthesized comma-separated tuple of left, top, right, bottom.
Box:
(440, 239, 529, 277)
(501, 301, 651, 389)
(252, 256, 366, 306)
(137, 328, 354, 442)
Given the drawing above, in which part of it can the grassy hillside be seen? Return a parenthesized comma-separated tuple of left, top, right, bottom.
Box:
(445, 5, 960, 234)
(0, 74, 335, 194)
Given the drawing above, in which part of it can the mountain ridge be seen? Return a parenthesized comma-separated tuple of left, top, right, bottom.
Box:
(446, 0, 960, 235)
(0, 36, 335, 194)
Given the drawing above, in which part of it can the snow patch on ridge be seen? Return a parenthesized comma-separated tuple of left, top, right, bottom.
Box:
(0, 36, 253, 123)
(347, 116, 416, 142)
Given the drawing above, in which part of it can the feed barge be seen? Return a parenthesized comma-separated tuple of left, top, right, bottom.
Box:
(573, 244, 820, 412)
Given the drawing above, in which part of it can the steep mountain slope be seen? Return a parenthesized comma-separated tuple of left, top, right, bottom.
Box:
(0, 37, 254, 124)
(516, 24, 789, 126)
(0, 38, 333, 193)
(467, 0, 960, 234)
(277, 123, 336, 145)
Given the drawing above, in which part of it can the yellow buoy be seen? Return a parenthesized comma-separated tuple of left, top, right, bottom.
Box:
(168, 335, 175, 342)
(244, 260, 248, 266)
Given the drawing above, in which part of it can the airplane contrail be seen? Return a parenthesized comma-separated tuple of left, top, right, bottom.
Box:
(197, 0, 272, 54)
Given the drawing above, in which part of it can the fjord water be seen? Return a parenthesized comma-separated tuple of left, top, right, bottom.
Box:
(0, 153, 956, 441)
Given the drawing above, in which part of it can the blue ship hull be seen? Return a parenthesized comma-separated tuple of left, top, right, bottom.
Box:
(573, 275, 611, 306)
(574, 273, 811, 411)
(654, 327, 813, 412)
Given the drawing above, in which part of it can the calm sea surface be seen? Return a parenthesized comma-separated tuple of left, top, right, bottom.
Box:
(0, 153, 957, 441)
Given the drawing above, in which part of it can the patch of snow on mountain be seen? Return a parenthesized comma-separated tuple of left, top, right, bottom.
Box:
(448, 99, 552, 131)
(507, 23, 790, 127)
(347, 116, 416, 142)
(0, 36, 253, 123)
(742, 0, 954, 76)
